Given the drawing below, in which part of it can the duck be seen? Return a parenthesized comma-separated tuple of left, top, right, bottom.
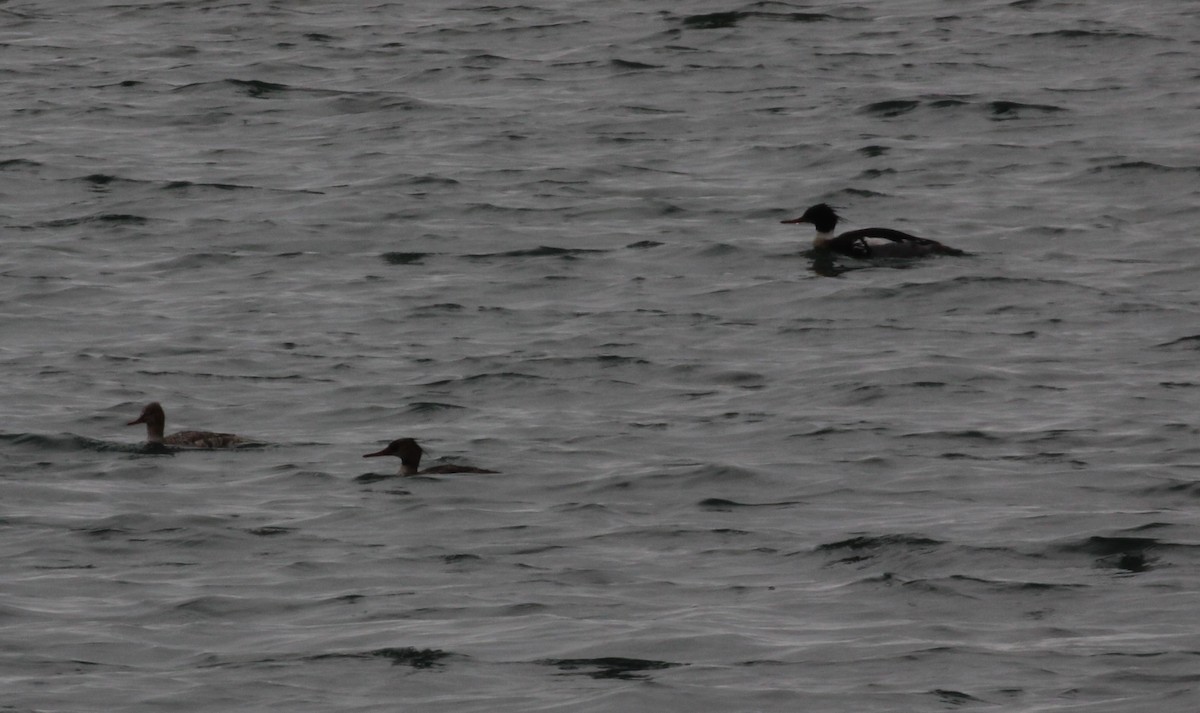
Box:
(362, 438, 496, 475)
(781, 203, 964, 258)
(127, 402, 245, 448)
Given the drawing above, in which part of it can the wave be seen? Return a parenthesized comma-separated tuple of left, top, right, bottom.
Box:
(1089, 161, 1200, 174)
(858, 97, 1067, 119)
(464, 245, 609, 259)
(1029, 29, 1164, 41)
(306, 647, 455, 668)
(678, 10, 838, 30)
(539, 656, 681, 680)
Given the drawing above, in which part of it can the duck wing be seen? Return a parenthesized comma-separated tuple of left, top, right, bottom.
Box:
(421, 464, 498, 475)
(833, 228, 964, 258)
(163, 430, 245, 448)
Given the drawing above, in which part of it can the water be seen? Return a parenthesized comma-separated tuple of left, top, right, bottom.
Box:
(3, 1, 1200, 710)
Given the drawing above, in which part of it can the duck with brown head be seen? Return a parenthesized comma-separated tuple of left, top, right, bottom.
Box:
(127, 402, 245, 448)
(363, 438, 497, 475)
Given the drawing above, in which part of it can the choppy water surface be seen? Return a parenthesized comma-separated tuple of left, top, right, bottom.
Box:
(3, 1, 1200, 711)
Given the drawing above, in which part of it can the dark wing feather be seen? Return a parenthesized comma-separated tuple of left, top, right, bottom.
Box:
(833, 228, 964, 257)
(822, 233, 872, 259)
(837, 227, 928, 244)
(421, 464, 498, 474)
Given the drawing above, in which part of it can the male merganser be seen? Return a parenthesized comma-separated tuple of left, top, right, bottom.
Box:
(127, 402, 245, 448)
(362, 438, 496, 475)
(781, 203, 964, 258)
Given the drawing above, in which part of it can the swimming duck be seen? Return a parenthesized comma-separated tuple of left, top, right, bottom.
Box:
(127, 402, 245, 448)
(362, 438, 496, 475)
(781, 203, 964, 258)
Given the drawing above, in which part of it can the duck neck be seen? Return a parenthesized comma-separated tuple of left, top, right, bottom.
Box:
(813, 230, 836, 248)
(144, 420, 166, 443)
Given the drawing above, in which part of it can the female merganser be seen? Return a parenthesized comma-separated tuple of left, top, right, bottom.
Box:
(781, 203, 964, 258)
(127, 402, 245, 448)
(362, 438, 496, 475)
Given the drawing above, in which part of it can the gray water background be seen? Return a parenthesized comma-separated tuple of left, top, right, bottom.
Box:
(2, 1, 1200, 711)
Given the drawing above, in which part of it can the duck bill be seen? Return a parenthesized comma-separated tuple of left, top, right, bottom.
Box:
(362, 449, 389, 458)
(780, 217, 809, 224)
(127, 416, 146, 426)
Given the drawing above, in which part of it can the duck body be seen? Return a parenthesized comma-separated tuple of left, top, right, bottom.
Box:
(782, 203, 964, 259)
(363, 437, 496, 476)
(128, 402, 245, 448)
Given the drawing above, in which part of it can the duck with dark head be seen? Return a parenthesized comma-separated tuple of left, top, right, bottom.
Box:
(782, 203, 965, 259)
(363, 438, 496, 475)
